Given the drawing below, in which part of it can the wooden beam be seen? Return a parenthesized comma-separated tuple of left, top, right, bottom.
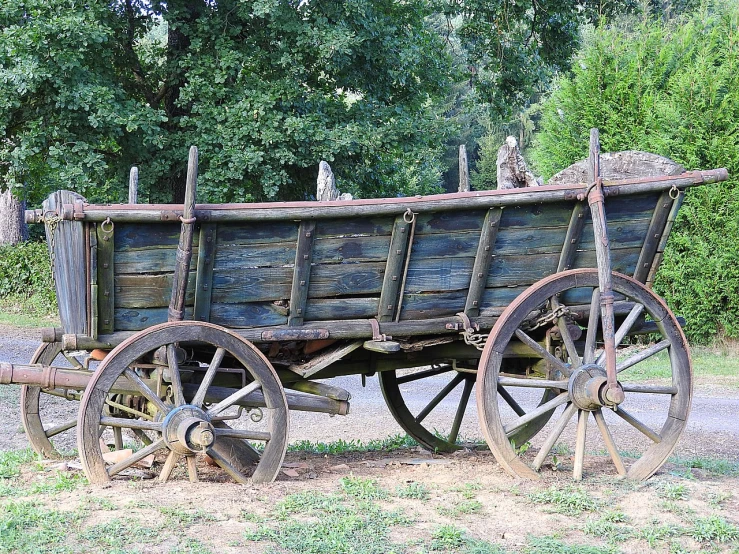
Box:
(194, 223, 217, 322)
(465, 208, 502, 316)
(557, 203, 587, 272)
(378, 214, 414, 322)
(89, 225, 98, 339)
(633, 191, 674, 283)
(646, 192, 684, 287)
(288, 340, 363, 378)
(288, 220, 316, 326)
(96, 219, 115, 334)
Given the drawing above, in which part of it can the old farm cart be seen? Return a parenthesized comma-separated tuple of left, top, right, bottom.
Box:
(4, 130, 729, 484)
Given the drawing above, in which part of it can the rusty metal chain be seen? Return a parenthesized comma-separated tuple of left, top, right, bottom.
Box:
(43, 212, 63, 284)
(521, 304, 571, 333)
(462, 328, 489, 351)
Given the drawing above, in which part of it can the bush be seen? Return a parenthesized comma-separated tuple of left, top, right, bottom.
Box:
(530, 4, 739, 343)
(0, 241, 56, 315)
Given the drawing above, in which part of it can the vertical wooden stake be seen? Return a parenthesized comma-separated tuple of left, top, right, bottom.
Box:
(458, 145, 470, 192)
(128, 167, 139, 204)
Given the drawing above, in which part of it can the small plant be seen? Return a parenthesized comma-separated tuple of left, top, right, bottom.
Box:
(437, 499, 483, 518)
(690, 516, 739, 543)
(524, 535, 617, 554)
(656, 482, 688, 501)
(528, 485, 601, 514)
(158, 506, 217, 525)
(638, 521, 682, 548)
(340, 475, 388, 500)
(584, 511, 632, 541)
(430, 524, 465, 550)
(396, 482, 430, 500)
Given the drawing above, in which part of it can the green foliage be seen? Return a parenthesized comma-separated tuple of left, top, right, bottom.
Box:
(528, 485, 602, 514)
(339, 476, 388, 501)
(530, 3, 739, 342)
(0, 241, 55, 314)
(690, 516, 739, 543)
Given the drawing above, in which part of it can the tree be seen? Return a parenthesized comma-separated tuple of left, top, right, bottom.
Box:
(530, 3, 739, 342)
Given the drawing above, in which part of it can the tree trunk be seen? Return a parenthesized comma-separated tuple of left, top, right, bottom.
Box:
(0, 188, 27, 245)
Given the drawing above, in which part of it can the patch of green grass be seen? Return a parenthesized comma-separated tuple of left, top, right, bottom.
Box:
(169, 538, 213, 554)
(275, 491, 345, 518)
(288, 434, 418, 454)
(79, 517, 161, 553)
(437, 499, 483, 518)
(584, 511, 632, 542)
(528, 485, 601, 514)
(705, 491, 731, 507)
(690, 516, 739, 543)
(395, 482, 430, 500)
(450, 482, 482, 499)
(0, 500, 81, 554)
(83, 496, 117, 511)
(158, 506, 218, 526)
(638, 521, 683, 547)
(430, 524, 466, 550)
(669, 455, 739, 476)
(0, 449, 37, 479)
(657, 482, 689, 501)
(618, 347, 739, 383)
(238, 509, 265, 523)
(27, 470, 86, 494)
(524, 535, 617, 554)
(340, 475, 388, 500)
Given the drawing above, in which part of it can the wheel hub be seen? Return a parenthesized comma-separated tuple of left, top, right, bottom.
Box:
(568, 364, 622, 411)
(161, 405, 215, 454)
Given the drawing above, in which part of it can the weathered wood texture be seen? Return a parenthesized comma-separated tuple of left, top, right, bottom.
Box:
(44, 191, 87, 334)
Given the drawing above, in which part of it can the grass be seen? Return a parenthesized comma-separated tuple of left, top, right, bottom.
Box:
(437, 499, 483, 518)
(669, 454, 739, 476)
(690, 516, 739, 543)
(287, 434, 418, 454)
(524, 536, 617, 554)
(527, 485, 602, 514)
(395, 482, 431, 500)
(617, 346, 739, 383)
(340, 475, 388, 500)
(656, 481, 689, 501)
(0, 501, 82, 554)
(79, 517, 161, 552)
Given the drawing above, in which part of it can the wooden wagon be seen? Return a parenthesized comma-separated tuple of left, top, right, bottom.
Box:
(2, 130, 728, 484)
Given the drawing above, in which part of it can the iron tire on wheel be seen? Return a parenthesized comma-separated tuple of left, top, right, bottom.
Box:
(477, 269, 691, 481)
(77, 321, 289, 485)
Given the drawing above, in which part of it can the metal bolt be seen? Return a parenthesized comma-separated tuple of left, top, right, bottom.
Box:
(104, 319, 110, 325)
(478, 272, 483, 278)
(300, 280, 306, 286)
(396, 249, 401, 255)
(305, 231, 312, 238)
(104, 291, 109, 297)
(103, 263, 109, 269)
(392, 276, 397, 281)
(472, 300, 478, 306)
(303, 254, 309, 260)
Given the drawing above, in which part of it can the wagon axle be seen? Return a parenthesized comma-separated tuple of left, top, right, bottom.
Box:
(567, 365, 624, 411)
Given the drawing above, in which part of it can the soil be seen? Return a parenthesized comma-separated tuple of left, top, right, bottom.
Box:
(1, 324, 738, 553)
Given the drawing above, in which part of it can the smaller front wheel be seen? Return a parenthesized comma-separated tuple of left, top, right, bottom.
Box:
(77, 322, 289, 484)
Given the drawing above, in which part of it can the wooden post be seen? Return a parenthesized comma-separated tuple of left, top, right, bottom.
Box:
(458, 145, 469, 192)
(128, 167, 138, 204)
(168, 147, 198, 322)
(316, 161, 338, 201)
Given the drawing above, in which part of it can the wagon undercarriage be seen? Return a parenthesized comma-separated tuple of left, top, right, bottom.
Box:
(3, 129, 728, 484)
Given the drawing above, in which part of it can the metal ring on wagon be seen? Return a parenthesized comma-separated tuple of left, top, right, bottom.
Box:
(403, 208, 416, 223)
(669, 185, 681, 200)
(100, 217, 114, 233)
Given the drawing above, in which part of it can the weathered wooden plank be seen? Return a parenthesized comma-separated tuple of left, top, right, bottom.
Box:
(408, 231, 480, 259)
(497, 202, 573, 229)
(400, 290, 468, 320)
(210, 302, 288, 328)
(213, 242, 296, 270)
(89, 225, 98, 339)
(97, 219, 115, 334)
(633, 191, 674, 283)
(304, 297, 379, 321)
(44, 191, 88, 335)
(315, 217, 394, 238)
(115, 223, 193, 251)
(288, 221, 316, 326)
(212, 267, 293, 303)
(115, 272, 196, 308)
(114, 307, 195, 331)
(194, 223, 217, 322)
(414, 210, 487, 234)
(309, 263, 385, 298)
(114, 247, 198, 274)
(557, 203, 588, 272)
(215, 221, 298, 245)
(378, 215, 414, 322)
(465, 208, 503, 316)
(312, 234, 392, 264)
(646, 192, 685, 287)
(404, 257, 475, 293)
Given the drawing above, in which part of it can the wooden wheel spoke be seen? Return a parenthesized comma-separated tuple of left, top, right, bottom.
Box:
(166, 344, 186, 407)
(214, 427, 271, 442)
(496, 385, 526, 417)
(593, 409, 626, 476)
(532, 402, 577, 471)
(503, 392, 569, 435)
(107, 438, 166, 477)
(396, 365, 453, 385)
(113, 427, 124, 450)
(415, 373, 464, 424)
(597, 303, 645, 364)
(617, 340, 670, 373)
(584, 288, 600, 364)
(613, 407, 661, 443)
(206, 381, 262, 418)
(104, 398, 153, 421)
(186, 455, 198, 483)
(573, 409, 588, 481)
(556, 315, 581, 369)
(159, 451, 180, 483)
(124, 368, 171, 415)
(133, 428, 154, 446)
(448, 378, 474, 445)
(191, 347, 226, 408)
(206, 446, 251, 485)
(44, 419, 76, 438)
(514, 329, 571, 377)
(497, 377, 567, 390)
(620, 383, 678, 395)
(100, 417, 162, 432)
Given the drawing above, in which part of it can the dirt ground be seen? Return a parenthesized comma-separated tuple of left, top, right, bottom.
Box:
(1, 324, 738, 553)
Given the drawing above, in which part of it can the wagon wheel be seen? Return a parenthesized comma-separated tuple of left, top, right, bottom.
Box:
(477, 268, 691, 481)
(21, 343, 86, 458)
(379, 363, 556, 452)
(78, 321, 289, 485)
